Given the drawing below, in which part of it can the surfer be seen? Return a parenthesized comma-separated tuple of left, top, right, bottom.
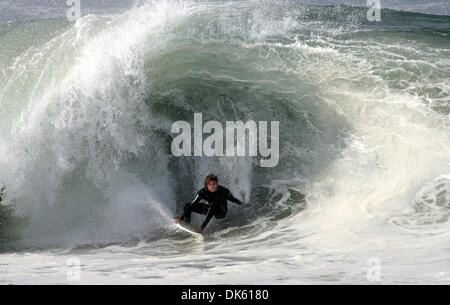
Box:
(174, 174, 246, 233)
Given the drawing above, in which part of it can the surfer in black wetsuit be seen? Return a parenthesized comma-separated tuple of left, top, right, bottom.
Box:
(174, 174, 246, 233)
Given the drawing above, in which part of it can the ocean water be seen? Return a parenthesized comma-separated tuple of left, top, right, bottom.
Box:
(0, 0, 449, 284)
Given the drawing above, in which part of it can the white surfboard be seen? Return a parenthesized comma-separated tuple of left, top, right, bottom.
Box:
(175, 223, 204, 240)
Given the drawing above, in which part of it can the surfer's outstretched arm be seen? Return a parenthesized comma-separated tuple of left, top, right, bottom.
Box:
(226, 188, 244, 205)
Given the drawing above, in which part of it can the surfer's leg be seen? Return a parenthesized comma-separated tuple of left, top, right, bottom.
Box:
(200, 207, 214, 231)
(189, 202, 210, 215)
(182, 202, 209, 224)
(182, 202, 193, 224)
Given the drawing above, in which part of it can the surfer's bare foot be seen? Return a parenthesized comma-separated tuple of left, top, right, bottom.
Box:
(193, 228, 203, 234)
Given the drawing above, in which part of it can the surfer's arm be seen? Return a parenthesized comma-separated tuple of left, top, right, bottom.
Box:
(226, 189, 243, 205)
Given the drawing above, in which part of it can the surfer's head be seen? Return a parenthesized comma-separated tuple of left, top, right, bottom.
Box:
(205, 174, 219, 192)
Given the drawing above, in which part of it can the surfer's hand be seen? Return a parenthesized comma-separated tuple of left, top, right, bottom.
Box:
(193, 228, 203, 234)
(174, 219, 181, 224)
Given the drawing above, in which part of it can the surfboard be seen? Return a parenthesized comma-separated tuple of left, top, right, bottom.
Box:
(175, 223, 204, 240)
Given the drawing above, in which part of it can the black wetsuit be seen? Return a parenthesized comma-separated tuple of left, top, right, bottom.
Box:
(180, 185, 243, 230)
